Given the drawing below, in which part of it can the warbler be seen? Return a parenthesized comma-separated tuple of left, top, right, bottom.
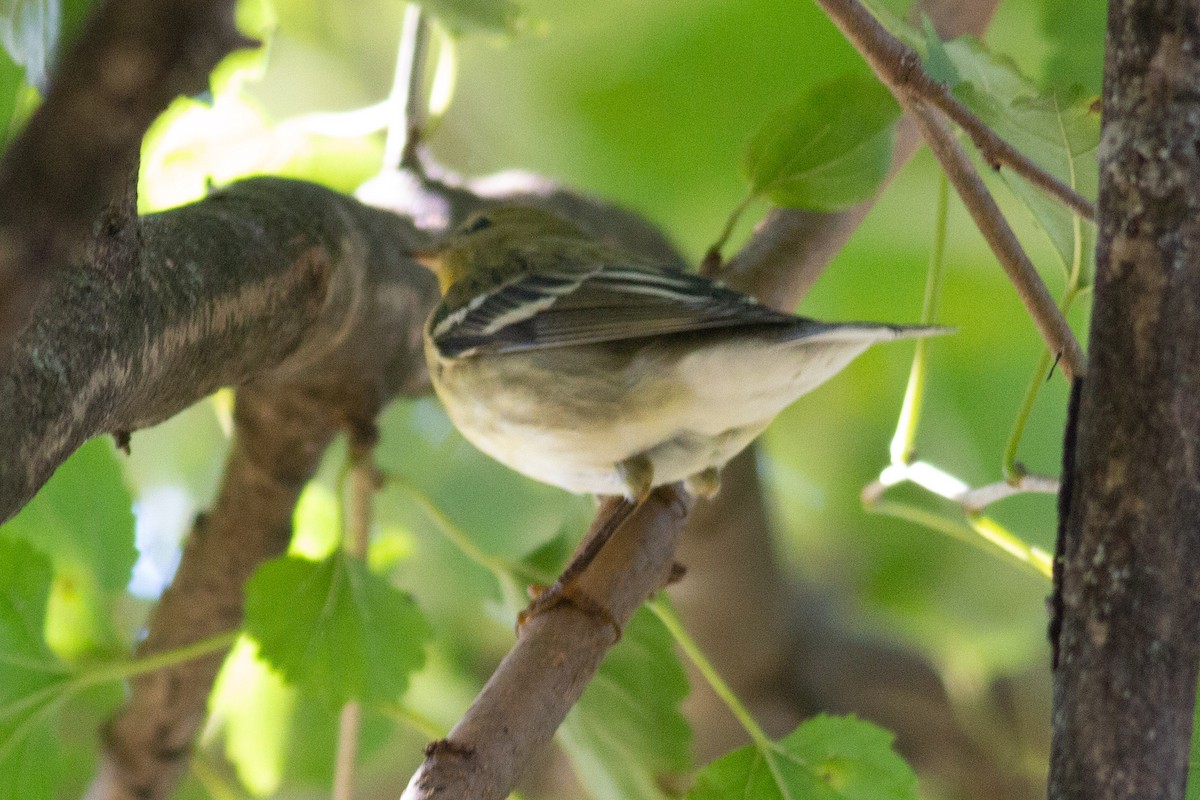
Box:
(418, 205, 943, 504)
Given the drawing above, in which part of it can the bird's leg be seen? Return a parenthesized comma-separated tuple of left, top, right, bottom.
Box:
(684, 467, 721, 500)
(517, 456, 654, 636)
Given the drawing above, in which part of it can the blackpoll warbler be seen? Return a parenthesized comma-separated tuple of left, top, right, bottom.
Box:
(420, 205, 942, 503)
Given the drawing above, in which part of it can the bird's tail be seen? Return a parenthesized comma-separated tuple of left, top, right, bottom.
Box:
(779, 319, 954, 345)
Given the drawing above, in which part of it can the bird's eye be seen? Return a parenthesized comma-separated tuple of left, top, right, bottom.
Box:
(463, 215, 493, 234)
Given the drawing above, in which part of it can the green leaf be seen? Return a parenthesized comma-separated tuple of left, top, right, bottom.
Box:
(688, 715, 918, 800)
(244, 553, 431, 706)
(0, 53, 21, 147)
(0, 0, 60, 90)
(559, 608, 692, 800)
(2, 437, 136, 592)
(920, 16, 958, 86)
(0, 537, 69, 800)
(743, 72, 901, 212)
(943, 37, 1098, 280)
(416, 0, 528, 36)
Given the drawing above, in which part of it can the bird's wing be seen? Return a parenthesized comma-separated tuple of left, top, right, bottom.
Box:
(429, 260, 803, 357)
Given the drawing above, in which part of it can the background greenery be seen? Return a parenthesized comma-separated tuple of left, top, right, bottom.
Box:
(0, 0, 1106, 796)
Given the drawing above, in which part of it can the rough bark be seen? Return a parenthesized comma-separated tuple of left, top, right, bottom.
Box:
(1, 178, 436, 524)
(0, 0, 251, 362)
(1048, 3, 1200, 799)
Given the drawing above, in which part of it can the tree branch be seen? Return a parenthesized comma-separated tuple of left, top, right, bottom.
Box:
(809, 0, 1086, 380)
(910, 102, 1086, 379)
(0, 0, 253, 364)
(1048, 4, 1200, 798)
(89, 387, 344, 800)
(0, 179, 435, 525)
(815, 0, 1095, 221)
(402, 489, 691, 800)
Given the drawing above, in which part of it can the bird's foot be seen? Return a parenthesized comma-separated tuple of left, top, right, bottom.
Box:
(684, 467, 721, 500)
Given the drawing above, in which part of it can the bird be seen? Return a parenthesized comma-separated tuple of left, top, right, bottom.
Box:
(415, 205, 944, 622)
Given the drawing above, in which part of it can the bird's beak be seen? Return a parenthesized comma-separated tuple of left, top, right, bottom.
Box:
(408, 246, 455, 295)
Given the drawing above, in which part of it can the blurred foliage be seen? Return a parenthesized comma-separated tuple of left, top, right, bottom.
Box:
(0, 0, 1114, 796)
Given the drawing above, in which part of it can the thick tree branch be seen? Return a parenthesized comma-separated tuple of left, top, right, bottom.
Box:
(89, 388, 343, 800)
(0, 0, 252, 363)
(0, 178, 436, 524)
(1048, 4, 1200, 799)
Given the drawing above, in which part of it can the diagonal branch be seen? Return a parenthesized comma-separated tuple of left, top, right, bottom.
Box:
(811, 0, 1087, 379)
(402, 489, 691, 800)
(910, 102, 1086, 379)
(815, 0, 1094, 221)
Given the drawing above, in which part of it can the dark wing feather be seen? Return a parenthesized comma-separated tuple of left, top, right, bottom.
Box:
(430, 261, 800, 357)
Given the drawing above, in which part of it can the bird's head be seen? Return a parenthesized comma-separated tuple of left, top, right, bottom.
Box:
(412, 206, 588, 295)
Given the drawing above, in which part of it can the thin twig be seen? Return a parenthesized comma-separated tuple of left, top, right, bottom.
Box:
(813, 0, 1086, 377)
(333, 443, 378, 800)
(814, 0, 1095, 221)
(960, 475, 1060, 515)
(910, 102, 1086, 379)
(333, 703, 363, 800)
(385, 3, 432, 171)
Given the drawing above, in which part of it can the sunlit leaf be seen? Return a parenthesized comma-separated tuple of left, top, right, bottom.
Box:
(0, 537, 69, 800)
(0, 53, 21, 146)
(244, 552, 430, 706)
(688, 715, 918, 800)
(207, 639, 295, 796)
(559, 608, 692, 800)
(743, 72, 900, 212)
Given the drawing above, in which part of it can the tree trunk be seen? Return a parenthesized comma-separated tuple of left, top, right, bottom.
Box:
(1049, 3, 1200, 798)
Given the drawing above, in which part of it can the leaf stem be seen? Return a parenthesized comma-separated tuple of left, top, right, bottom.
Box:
(334, 444, 377, 800)
(379, 703, 447, 740)
(864, 497, 1051, 580)
(75, 630, 240, 689)
(703, 192, 756, 276)
(647, 600, 771, 751)
(890, 174, 948, 465)
(0, 630, 239, 766)
(1003, 285, 1080, 480)
(648, 599, 794, 790)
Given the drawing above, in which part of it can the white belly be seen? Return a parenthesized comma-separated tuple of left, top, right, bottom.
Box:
(426, 327, 886, 496)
